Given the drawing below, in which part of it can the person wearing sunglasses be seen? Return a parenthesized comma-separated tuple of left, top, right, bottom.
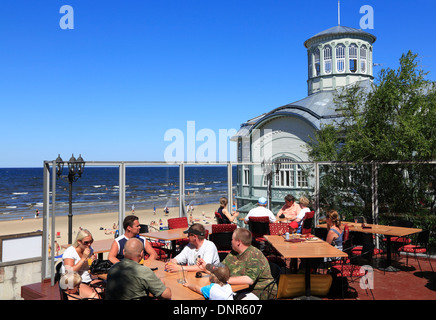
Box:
(62, 229, 103, 298)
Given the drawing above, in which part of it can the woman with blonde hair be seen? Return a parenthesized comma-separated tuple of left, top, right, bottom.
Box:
(325, 210, 344, 250)
(61, 229, 103, 298)
(217, 197, 239, 224)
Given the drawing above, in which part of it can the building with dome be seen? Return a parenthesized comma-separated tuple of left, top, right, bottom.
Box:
(232, 25, 376, 214)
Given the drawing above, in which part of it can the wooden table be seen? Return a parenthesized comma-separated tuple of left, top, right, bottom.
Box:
(264, 234, 347, 299)
(61, 238, 114, 259)
(141, 226, 212, 257)
(99, 259, 248, 300)
(317, 222, 422, 272)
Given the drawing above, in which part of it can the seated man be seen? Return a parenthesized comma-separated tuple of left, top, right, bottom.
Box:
(198, 228, 275, 300)
(106, 238, 171, 300)
(165, 223, 219, 272)
(108, 215, 157, 264)
(244, 197, 276, 224)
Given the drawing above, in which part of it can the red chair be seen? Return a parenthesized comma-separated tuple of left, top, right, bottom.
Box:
(398, 230, 433, 272)
(301, 211, 315, 234)
(167, 217, 189, 229)
(248, 216, 270, 251)
(209, 225, 235, 261)
(167, 217, 189, 248)
(211, 224, 237, 234)
(214, 212, 224, 224)
(269, 223, 290, 235)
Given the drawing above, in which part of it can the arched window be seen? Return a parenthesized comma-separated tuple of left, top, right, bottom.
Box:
(349, 44, 358, 73)
(314, 48, 320, 76)
(336, 44, 345, 73)
(323, 45, 332, 74)
(360, 45, 367, 73)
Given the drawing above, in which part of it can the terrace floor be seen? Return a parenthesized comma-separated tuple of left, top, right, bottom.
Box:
(21, 254, 435, 301)
(323, 254, 436, 300)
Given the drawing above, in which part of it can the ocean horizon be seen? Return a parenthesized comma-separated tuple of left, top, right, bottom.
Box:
(0, 166, 237, 222)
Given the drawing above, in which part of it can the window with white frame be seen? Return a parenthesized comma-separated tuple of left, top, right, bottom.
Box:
(323, 45, 332, 74)
(275, 162, 295, 187)
(360, 45, 367, 73)
(349, 44, 358, 73)
(243, 166, 250, 185)
(272, 159, 309, 188)
(314, 48, 320, 76)
(297, 165, 308, 188)
(336, 44, 345, 73)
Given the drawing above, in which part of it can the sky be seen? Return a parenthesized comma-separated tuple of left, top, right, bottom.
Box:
(0, 0, 435, 167)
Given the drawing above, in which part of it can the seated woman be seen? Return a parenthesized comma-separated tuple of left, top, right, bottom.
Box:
(61, 229, 104, 298)
(325, 210, 344, 250)
(217, 197, 239, 224)
(296, 196, 311, 233)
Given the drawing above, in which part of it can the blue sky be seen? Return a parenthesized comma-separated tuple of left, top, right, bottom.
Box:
(1, 0, 435, 167)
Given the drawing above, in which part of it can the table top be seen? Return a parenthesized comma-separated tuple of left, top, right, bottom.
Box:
(61, 238, 114, 254)
(141, 228, 188, 241)
(264, 235, 348, 259)
(98, 259, 247, 300)
(141, 225, 213, 241)
(317, 222, 422, 237)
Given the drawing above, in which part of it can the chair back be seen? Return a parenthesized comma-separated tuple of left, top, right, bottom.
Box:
(416, 230, 430, 246)
(215, 212, 224, 224)
(313, 227, 327, 240)
(211, 224, 237, 234)
(391, 219, 414, 228)
(209, 232, 233, 251)
(139, 224, 149, 234)
(343, 224, 350, 242)
(167, 217, 189, 229)
(248, 216, 270, 238)
(301, 211, 314, 234)
(269, 223, 289, 235)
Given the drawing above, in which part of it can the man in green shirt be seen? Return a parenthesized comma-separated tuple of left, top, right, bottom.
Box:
(106, 238, 171, 300)
(199, 228, 275, 300)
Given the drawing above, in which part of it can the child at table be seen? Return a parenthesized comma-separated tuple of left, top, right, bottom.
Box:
(60, 271, 99, 300)
(183, 262, 234, 300)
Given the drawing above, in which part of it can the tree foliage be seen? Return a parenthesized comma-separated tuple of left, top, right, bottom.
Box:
(307, 51, 436, 223)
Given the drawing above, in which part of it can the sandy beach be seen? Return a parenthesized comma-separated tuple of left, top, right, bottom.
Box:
(0, 203, 220, 254)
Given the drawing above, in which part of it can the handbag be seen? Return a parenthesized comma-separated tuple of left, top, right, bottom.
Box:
(90, 259, 113, 274)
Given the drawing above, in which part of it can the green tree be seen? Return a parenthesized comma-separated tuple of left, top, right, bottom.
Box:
(307, 51, 436, 223)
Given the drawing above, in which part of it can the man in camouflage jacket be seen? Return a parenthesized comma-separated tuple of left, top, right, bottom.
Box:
(222, 228, 276, 299)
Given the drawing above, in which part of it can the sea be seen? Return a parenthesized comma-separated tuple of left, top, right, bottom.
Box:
(0, 166, 237, 222)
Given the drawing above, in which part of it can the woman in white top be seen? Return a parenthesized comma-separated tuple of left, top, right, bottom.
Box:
(62, 229, 103, 298)
(296, 197, 311, 233)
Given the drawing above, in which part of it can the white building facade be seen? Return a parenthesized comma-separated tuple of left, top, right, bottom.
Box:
(232, 25, 376, 214)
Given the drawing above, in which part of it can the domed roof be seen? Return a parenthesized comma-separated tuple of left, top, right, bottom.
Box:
(304, 25, 376, 48)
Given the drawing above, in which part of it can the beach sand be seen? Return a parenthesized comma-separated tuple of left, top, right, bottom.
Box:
(0, 203, 220, 255)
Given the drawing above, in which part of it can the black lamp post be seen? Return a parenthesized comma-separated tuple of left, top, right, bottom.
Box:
(55, 154, 85, 244)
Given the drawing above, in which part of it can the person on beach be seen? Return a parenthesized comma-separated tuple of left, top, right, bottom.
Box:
(61, 229, 104, 299)
(276, 194, 300, 221)
(165, 223, 219, 273)
(184, 263, 234, 300)
(106, 238, 171, 300)
(108, 215, 158, 264)
(217, 197, 239, 224)
(244, 197, 276, 224)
